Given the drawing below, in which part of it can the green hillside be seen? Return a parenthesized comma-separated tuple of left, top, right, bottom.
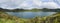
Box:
(0, 12, 60, 23)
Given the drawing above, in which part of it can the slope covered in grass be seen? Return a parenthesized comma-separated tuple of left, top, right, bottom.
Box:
(0, 12, 30, 23)
(0, 12, 60, 23)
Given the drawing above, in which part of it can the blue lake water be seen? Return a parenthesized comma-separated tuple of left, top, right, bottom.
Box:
(6, 12, 56, 18)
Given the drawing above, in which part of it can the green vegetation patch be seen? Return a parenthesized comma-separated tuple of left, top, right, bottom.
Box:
(0, 12, 60, 23)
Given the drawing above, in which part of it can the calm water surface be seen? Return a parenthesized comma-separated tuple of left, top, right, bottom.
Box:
(6, 12, 56, 18)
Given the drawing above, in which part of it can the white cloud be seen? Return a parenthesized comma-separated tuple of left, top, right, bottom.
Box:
(33, 0, 42, 6)
(32, 0, 60, 9)
(0, 0, 60, 9)
(17, 0, 33, 8)
(0, 0, 10, 3)
(42, 2, 60, 9)
(41, 0, 54, 2)
(20, 1, 30, 7)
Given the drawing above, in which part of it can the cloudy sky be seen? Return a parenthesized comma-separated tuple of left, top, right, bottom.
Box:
(0, 0, 60, 9)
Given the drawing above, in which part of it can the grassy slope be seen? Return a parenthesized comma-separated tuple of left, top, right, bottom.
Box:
(0, 12, 60, 23)
(0, 12, 29, 23)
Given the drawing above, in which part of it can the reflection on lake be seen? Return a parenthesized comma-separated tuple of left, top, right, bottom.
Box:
(6, 12, 56, 19)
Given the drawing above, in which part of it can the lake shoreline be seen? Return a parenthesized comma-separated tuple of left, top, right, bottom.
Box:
(0, 12, 60, 23)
